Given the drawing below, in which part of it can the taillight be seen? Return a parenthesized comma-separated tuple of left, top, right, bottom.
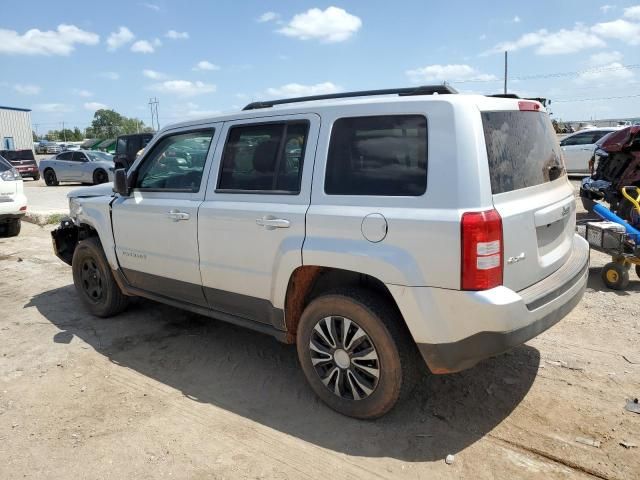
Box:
(461, 209, 503, 290)
(518, 100, 541, 111)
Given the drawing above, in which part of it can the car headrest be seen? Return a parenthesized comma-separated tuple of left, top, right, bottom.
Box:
(253, 140, 280, 173)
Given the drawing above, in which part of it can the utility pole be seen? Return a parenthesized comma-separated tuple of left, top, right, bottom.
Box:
(504, 51, 508, 95)
(148, 97, 160, 131)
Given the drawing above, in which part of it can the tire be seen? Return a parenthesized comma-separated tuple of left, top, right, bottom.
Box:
(601, 262, 629, 290)
(296, 287, 420, 419)
(33, 173, 40, 181)
(72, 236, 129, 317)
(43, 168, 59, 186)
(636, 264, 640, 279)
(93, 168, 108, 185)
(0, 219, 21, 237)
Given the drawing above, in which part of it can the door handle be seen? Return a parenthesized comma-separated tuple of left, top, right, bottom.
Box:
(256, 216, 290, 229)
(167, 209, 190, 221)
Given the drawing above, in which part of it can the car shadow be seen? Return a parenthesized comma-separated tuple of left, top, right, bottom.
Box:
(26, 285, 540, 462)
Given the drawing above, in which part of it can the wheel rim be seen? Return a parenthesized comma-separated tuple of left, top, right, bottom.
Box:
(80, 257, 104, 302)
(309, 316, 380, 401)
(95, 170, 107, 183)
(606, 269, 619, 283)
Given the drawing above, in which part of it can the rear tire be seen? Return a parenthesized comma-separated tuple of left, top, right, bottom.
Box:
(44, 168, 59, 186)
(33, 173, 40, 181)
(601, 262, 629, 290)
(635, 264, 640, 279)
(72, 236, 129, 317)
(296, 287, 420, 419)
(0, 219, 21, 237)
(93, 168, 108, 185)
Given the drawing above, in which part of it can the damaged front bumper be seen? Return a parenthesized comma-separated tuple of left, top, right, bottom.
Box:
(51, 218, 78, 265)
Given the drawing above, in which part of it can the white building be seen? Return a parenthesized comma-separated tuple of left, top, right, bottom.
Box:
(0, 105, 33, 151)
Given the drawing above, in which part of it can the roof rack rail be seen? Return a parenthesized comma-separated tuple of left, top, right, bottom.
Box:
(242, 84, 458, 110)
(488, 93, 520, 99)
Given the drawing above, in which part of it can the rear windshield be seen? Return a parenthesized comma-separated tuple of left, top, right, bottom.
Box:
(482, 111, 565, 194)
(0, 156, 11, 172)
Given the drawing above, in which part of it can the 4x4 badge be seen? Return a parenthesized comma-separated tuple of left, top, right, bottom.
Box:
(507, 252, 526, 264)
(561, 205, 571, 216)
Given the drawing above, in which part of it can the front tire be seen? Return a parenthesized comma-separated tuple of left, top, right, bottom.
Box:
(93, 168, 108, 185)
(44, 168, 59, 186)
(297, 288, 420, 419)
(72, 237, 129, 317)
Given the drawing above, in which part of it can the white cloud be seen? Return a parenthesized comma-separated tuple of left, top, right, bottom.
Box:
(278, 7, 362, 43)
(589, 50, 623, 66)
(141, 2, 160, 11)
(14, 84, 41, 95)
(192, 60, 219, 71)
(73, 89, 93, 97)
(107, 26, 134, 51)
(165, 30, 189, 39)
(99, 71, 119, 80)
(131, 40, 155, 53)
(575, 62, 634, 84)
(265, 82, 342, 97)
(486, 25, 605, 55)
(513, 16, 521, 23)
(624, 5, 640, 20)
(257, 12, 280, 23)
(143, 69, 167, 79)
(406, 64, 497, 83)
(153, 38, 162, 47)
(33, 103, 72, 113)
(592, 19, 640, 45)
(150, 80, 216, 97)
(600, 4, 616, 13)
(172, 102, 220, 118)
(84, 102, 109, 111)
(0, 24, 99, 56)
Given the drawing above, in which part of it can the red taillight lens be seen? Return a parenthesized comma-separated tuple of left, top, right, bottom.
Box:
(518, 100, 541, 111)
(461, 209, 503, 290)
(19, 206, 27, 211)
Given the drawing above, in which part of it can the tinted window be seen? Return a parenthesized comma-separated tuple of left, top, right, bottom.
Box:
(116, 137, 127, 155)
(72, 152, 87, 162)
(57, 152, 73, 160)
(325, 115, 427, 196)
(0, 156, 11, 172)
(135, 129, 214, 192)
(482, 111, 565, 194)
(218, 121, 309, 193)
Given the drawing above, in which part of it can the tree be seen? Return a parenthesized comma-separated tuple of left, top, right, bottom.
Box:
(89, 109, 151, 138)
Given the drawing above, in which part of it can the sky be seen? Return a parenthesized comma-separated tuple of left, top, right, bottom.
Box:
(1, 0, 639, 135)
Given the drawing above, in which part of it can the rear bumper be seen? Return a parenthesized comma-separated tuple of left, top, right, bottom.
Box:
(0, 212, 25, 222)
(388, 234, 589, 373)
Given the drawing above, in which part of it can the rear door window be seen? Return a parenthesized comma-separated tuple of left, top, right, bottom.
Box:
(218, 121, 309, 193)
(325, 115, 427, 196)
(57, 152, 73, 160)
(482, 111, 565, 194)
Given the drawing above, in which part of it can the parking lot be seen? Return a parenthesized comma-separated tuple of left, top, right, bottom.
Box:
(1, 183, 639, 479)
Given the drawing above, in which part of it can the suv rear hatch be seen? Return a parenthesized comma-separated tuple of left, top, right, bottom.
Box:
(481, 104, 575, 292)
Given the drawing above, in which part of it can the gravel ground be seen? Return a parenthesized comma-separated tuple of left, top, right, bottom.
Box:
(0, 187, 639, 479)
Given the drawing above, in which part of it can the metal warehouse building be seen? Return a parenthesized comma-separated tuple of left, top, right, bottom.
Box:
(0, 106, 33, 151)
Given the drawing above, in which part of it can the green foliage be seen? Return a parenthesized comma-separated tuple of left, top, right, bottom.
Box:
(44, 109, 152, 141)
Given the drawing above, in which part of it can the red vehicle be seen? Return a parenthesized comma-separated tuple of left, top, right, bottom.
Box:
(581, 126, 640, 225)
(0, 149, 40, 181)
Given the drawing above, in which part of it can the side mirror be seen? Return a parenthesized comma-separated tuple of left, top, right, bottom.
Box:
(113, 169, 130, 196)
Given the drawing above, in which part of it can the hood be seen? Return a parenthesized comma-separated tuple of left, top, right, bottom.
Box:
(67, 182, 114, 199)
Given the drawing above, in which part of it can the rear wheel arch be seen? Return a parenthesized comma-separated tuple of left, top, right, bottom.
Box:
(283, 266, 408, 342)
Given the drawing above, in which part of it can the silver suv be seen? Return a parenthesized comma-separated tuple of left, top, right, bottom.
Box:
(52, 86, 589, 418)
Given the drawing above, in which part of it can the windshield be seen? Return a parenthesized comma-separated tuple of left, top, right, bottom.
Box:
(86, 151, 113, 162)
(482, 111, 566, 194)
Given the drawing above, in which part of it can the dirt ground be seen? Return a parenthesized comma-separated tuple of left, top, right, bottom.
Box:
(1, 199, 639, 479)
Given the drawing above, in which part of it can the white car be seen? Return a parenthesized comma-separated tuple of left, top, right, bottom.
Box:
(39, 150, 115, 186)
(0, 155, 27, 237)
(52, 87, 589, 418)
(560, 128, 618, 174)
